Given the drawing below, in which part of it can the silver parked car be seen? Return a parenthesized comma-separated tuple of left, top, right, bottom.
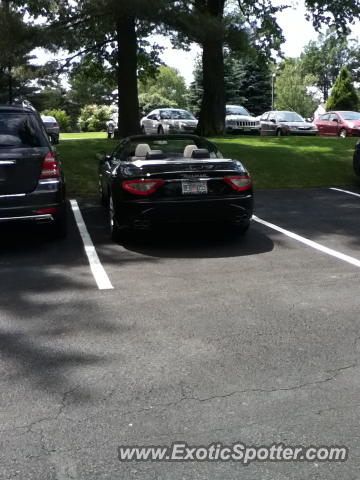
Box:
(225, 105, 260, 134)
(41, 115, 60, 144)
(260, 111, 318, 136)
(140, 108, 198, 135)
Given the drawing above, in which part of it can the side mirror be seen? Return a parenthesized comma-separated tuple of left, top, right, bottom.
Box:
(332, 118, 339, 123)
(270, 119, 276, 123)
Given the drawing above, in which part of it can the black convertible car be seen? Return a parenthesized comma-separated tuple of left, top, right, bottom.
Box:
(98, 135, 254, 240)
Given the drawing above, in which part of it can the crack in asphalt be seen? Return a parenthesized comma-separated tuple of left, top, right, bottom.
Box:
(2, 362, 359, 442)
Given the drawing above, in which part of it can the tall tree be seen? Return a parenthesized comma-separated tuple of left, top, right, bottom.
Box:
(300, 28, 360, 101)
(138, 65, 189, 110)
(275, 59, 317, 118)
(0, 0, 42, 103)
(326, 66, 359, 111)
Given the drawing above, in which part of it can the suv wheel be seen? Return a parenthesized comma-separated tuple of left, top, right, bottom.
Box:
(109, 195, 123, 242)
(50, 208, 67, 239)
(353, 148, 360, 176)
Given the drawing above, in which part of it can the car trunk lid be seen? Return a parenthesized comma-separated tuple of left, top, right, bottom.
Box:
(0, 148, 47, 195)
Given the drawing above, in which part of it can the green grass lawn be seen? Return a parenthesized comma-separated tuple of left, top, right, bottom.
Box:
(55, 135, 360, 198)
(60, 132, 107, 140)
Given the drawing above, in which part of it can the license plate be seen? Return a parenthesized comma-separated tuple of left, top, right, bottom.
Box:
(182, 181, 207, 195)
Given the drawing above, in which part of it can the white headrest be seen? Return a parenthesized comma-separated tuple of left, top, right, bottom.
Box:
(135, 143, 151, 157)
(183, 144, 198, 158)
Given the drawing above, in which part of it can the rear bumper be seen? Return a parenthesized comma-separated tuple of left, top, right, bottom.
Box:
(226, 126, 260, 134)
(114, 195, 254, 229)
(0, 180, 65, 223)
(287, 131, 317, 136)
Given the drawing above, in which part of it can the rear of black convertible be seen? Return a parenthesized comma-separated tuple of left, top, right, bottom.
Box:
(110, 140, 254, 234)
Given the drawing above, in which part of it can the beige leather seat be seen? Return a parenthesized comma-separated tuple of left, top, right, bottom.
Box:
(183, 144, 198, 158)
(135, 143, 151, 158)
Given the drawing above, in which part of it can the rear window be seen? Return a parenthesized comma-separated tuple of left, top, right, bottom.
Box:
(41, 116, 56, 123)
(0, 113, 48, 148)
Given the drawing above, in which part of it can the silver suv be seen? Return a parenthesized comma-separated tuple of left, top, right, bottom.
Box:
(225, 105, 260, 134)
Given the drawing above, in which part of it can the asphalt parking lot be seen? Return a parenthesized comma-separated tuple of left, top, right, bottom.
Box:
(1, 187, 360, 479)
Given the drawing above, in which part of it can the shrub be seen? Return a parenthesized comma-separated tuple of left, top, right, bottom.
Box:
(77, 104, 112, 132)
(42, 109, 71, 132)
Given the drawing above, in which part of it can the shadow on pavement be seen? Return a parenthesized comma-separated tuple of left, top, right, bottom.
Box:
(79, 201, 274, 260)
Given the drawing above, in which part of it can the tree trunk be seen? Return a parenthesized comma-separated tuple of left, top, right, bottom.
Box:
(195, 0, 225, 137)
(196, 37, 225, 136)
(8, 63, 13, 104)
(116, 14, 141, 138)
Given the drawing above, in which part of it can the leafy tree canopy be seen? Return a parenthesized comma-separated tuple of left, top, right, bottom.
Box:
(275, 58, 318, 118)
(138, 66, 189, 110)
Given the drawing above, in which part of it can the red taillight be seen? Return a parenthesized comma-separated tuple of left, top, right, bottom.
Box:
(122, 179, 164, 196)
(40, 152, 60, 179)
(224, 175, 252, 192)
(35, 207, 58, 214)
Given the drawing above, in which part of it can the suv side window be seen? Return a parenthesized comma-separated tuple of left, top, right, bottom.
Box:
(268, 113, 276, 122)
(261, 112, 269, 121)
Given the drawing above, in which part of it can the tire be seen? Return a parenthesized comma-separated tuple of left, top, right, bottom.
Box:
(99, 178, 109, 206)
(50, 209, 67, 239)
(109, 195, 125, 242)
(229, 220, 250, 235)
(339, 128, 347, 138)
(158, 125, 164, 135)
(353, 149, 360, 176)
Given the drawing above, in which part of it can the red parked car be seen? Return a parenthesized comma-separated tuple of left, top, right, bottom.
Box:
(314, 111, 360, 137)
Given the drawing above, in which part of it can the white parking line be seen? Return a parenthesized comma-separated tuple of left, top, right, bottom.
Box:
(253, 215, 360, 269)
(329, 187, 360, 198)
(70, 199, 114, 290)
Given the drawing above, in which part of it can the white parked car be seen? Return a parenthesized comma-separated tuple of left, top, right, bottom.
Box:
(140, 108, 198, 135)
(225, 105, 260, 134)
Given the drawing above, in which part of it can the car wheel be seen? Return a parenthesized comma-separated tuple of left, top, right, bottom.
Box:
(339, 128, 347, 138)
(109, 194, 126, 242)
(50, 209, 67, 239)
(158, 125, 164, 135)
(353, 149, 360, 176)
(99, 178, 109, 206)
(276, 129, 283, 137)
(229, 220, 250, 235)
